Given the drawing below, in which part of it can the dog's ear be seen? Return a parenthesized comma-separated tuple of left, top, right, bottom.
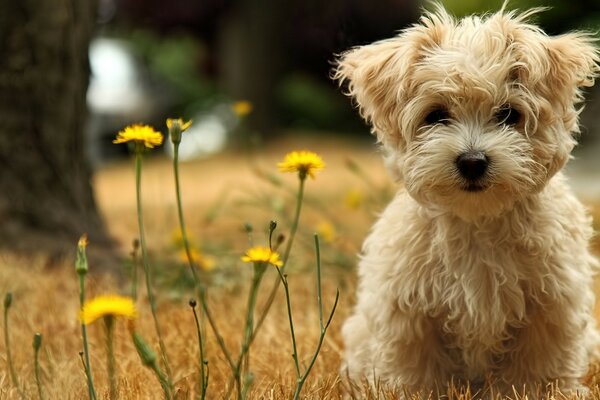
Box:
(544, 34, 599, 177)
(334, 37, 413, 148)
(505, 13, 600, 178)
(334, 6, 453, 149)
(545, 33, 599, 96)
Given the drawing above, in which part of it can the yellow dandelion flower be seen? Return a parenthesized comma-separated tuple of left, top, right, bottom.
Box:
(344, 188, 364, 210)
(113, 124, 163, 149)
(166, 118, 192, 144)
(80, 295, 137, 325)
(171, 228, 197, 249)
(241, 246, 283, 267)
(78, 234, 88, 249)
(179, 248, 216, 272)
(316, 222, 337, 244)
(277, 150, 325, 179)
(232, 100, 253, 117)
(166, 118, 192, 132)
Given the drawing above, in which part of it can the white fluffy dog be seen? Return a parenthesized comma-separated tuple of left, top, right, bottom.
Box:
(335, 4, 600, 395)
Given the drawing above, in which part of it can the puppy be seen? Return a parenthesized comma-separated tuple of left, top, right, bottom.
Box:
(335, 4, 600, 395)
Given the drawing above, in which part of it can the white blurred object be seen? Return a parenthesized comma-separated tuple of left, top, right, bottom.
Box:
(165, 103, 240, 160)
(88, 38, 154, 116)
(86, 37, 173, 166)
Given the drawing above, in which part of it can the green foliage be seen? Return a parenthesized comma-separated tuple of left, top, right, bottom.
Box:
(439, 0, 600, 33)
(128, 30, 216, 106)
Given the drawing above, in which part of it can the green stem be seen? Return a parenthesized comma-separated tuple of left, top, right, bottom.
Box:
(174, 142, 211, 400)
(150, 360, 172, 399)
(241, 268, 264, 392)
(251, 176, 305, 342)
(275, 268, 300, 378)
(4, 295, 26, 400)
(105, 316, 117, 400)
(130, 241, 139, 301)
(173, 143, 201, 285)
(135, 149, 173, 386)
(199, 291, 236, 372)
(226, 266, 266, 399)
(292, 289, 339, 400)
(78, 274, 97, 400)
(225, 177, 307, 395)
(191, 303, 208, 400)
(292, 235, 340, 400)
(33, 334, 45, 400)
(314, 235, 324, 331)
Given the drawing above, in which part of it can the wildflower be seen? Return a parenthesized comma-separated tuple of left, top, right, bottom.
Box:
(166, 118, 192, 145)
(75, 234, 89, 275)
(80, 295, 137, 325)
(179, 248, 216, 272)
(232, 100, 253, 117)
(241, 246, 283, 267)
(78, 234, 88, 248)
(277, 150, 325, 179)
(344, 188, 364, 210)
(316, 222, 337, 244)
(171, 228, 197, 249)
(113, 124, 163, 149)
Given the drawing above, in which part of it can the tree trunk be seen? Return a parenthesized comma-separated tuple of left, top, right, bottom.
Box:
(0, 0, 112, 259)
(218, 0, 285, 139)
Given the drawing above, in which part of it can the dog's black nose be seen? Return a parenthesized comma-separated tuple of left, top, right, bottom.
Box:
(456, 151, 488, 181)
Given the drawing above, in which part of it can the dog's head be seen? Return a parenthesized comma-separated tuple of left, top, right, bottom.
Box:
(335, 5, 599, 219)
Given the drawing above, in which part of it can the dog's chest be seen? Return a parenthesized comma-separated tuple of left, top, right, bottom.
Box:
(415, 222, 539, 373)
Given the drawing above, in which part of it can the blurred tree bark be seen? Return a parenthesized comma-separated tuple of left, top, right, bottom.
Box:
(0, 0, 112, 260)
(218, 0, 285, 140)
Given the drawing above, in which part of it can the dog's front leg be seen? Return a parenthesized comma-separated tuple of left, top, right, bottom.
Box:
(495, 305, 595, 395)
(343, 303, 457, 394)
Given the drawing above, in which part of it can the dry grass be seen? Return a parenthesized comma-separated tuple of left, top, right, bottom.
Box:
(2, 134, 600, 399)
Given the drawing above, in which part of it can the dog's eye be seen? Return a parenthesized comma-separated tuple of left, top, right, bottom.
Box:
(424, 108, 450, 125)
(495, 105, 521, 126)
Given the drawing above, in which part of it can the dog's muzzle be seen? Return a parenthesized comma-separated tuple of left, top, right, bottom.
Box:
(456, 151, 489, 192)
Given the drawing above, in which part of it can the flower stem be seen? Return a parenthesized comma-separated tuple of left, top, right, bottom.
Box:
(275, 268, 301, 378)
(130, 240, 140, 301)
(190, 300, 208, 400)
(105, 316, 117, 400)
(33, 333, 45, 400)
(252, 176, 305, 342)
(223, 265, 266, 399)
(173, 142, 212, 399)
(3, 293, 26, 400)
(135, 149, 173, 387)
(199, 291, 236, 372)
(78, 274, 97, 400)
(292, 235, 339, 400)
(172, 143, 201, 285)
(131, 330, 172, 399)
(225, 177, 307, 394)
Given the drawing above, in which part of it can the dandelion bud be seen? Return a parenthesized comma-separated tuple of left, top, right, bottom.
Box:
(75, 234, 89, 275)
(166, 118, 192, 145)
(276, 234, 286, 247)
(4, 292, 12, 309)
(189, 299, 197, 308)
(131, 332, 157, 367)
(33, 333, 42, 351)
(269, 220, 277, 232)
(244, 223, 253, 233)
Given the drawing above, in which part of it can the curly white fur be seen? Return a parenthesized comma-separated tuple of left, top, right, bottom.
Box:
(335, 4, 600, 395)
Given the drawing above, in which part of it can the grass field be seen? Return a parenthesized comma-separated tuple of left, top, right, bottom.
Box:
(2, 133, 600, 399)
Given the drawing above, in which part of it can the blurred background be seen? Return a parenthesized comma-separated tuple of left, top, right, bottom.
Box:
(85, 0, 600, 163)
(2, 0, 600, 257)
